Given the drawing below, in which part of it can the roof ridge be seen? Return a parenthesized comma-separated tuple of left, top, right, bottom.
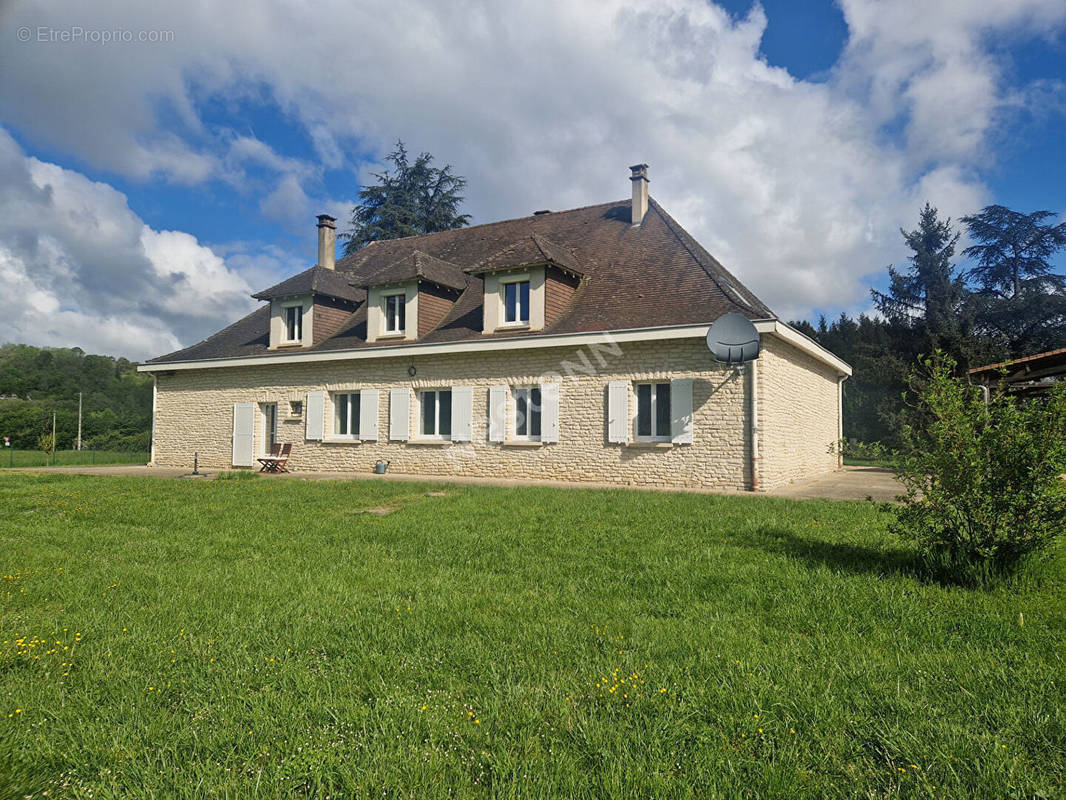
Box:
(647, 198, 774, 318)
(336, 199, 627, 270)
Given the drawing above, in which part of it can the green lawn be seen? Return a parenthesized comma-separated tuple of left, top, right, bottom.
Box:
(0, 449, 150, 469)
(842, 456, 893, 468)
(0, 475, 1062, 799)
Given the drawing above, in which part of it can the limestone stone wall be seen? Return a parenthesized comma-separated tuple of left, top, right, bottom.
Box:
(152, 334, 842, 490)
(756, 334, 842, 490)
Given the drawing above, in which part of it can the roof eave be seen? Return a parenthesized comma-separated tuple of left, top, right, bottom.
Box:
(139, 317, 851, 377)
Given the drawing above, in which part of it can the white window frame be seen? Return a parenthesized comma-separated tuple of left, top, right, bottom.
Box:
(500, 275, 531, 326)
(512, 385, 542, 441)
(332, 391, 361, 440)
(283, 302, 304, 343)
(383, 291, 406, 335)
(634, 381, 672, 442)
(418, 388, 453, 440)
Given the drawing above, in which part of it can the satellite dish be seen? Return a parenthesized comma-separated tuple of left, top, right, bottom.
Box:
(706, 313, 760, 365)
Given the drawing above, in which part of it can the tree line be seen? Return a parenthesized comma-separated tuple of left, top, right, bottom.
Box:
(792, 203, 1066, 445)
(0, 344, 153, 450)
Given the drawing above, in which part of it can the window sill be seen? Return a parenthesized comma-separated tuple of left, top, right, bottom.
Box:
(495, 324, 530, 332)
(625, 441, 674, 449)
(406, 439, 453, 446)
(377, 332, 407, 340)
(282, 417, 303, 423)
(323, 436, 361, 445)
(272, 342, 307, 350)
(502, 440, 543, 447)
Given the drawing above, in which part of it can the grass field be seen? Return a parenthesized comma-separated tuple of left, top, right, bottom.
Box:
(0, 474, 1062, 798)
(0, 449, 150, 469)
(842, 456, 893, 468)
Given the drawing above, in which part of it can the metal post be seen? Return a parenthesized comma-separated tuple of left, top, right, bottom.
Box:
(76, 392, 82, 451)
(192, 452, 200, 475)
(92, 446, 95, 465)
(749, 360, 759, 492)
(52, 411, 57, 466)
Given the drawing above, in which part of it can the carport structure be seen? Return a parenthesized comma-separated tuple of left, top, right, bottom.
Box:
(969, 347, 1066, 397)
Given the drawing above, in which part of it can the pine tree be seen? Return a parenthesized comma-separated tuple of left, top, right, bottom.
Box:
(342, 141, 471, 255)
(871, 203, 968, 355)
(962, 206, 1066, 299)
(961, 206, 1066, 356)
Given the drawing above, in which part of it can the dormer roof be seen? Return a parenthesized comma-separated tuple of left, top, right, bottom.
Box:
(467, 234, 583, 277)
(252, 265, 363, 304)
(361, 250, 468, 293)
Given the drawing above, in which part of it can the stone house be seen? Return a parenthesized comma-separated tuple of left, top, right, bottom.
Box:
(140, 165, 850, 490)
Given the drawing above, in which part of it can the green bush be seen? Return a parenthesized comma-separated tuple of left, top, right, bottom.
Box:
(891, 351, 1066, 584)
(37, 433, 54, 454)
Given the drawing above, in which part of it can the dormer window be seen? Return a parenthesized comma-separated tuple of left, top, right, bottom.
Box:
(253, 267, 360, 351)
(363, 252, 466, 343)
(284, 305, 303, 342)
(466, 235, 584, 334)
(384, 292, 406, 334)
(503, 279, 530, 325)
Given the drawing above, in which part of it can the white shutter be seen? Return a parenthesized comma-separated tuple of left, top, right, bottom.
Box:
(359, 389, 379, 441)
(607, 380, 629, 443)
(488, 386, 507, 442)
(671, 378, 694, 444)
(305, 391, 325, 441)
(541, 382, 559, 443)
(231, 403, 255, 466)
(451, 386, 473, 442)
(389, 388, 410, 441)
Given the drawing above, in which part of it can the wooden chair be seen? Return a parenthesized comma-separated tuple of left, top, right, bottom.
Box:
(273, 443, 292, 473)
(257, 442, 283, 472)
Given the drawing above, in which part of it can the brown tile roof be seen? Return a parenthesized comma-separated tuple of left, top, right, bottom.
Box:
(251, 265, 364, 303)
(468, 234, 583, 276)
(361, 250, 469, 292)
(149, 197, 776, 363)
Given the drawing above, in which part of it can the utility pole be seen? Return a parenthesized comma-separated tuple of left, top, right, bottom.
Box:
(76, 392, 83, 451)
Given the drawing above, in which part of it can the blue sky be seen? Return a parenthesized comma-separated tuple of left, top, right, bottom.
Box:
(0, 0, 1064, 359)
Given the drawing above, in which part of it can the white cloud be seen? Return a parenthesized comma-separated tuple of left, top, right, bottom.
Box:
(260, 173, 313, 233)
(0, 128, 266, 360)
(837, 0, 1066, 166)
(0, 0, 1063, 331)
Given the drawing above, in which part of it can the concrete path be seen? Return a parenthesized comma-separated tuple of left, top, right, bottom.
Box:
(769, 466, 901, 502)
(4, 463, 901, 502)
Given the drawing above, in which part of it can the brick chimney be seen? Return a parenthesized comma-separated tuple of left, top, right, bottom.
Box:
(316, 214, 337, 269)
(630, 164, 649, 226)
